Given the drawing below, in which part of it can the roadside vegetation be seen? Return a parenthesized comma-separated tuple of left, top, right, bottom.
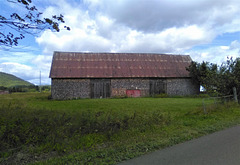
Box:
(0, 92, 240, 164)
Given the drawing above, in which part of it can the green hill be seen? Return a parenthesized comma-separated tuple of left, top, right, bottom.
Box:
(0, 72, 34, 87)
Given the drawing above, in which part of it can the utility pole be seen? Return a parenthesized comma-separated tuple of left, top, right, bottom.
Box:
(39, 71, 41, 92)
(233, 87, 238, 103)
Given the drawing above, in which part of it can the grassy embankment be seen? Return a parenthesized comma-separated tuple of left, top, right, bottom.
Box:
(0, 93, 240, 164)
(0, 72, 33, 87)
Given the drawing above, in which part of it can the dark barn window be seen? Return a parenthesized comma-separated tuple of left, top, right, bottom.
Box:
(149, 80, 166, 96)
(90, 79, 111, 98)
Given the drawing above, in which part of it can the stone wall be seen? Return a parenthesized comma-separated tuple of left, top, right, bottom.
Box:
(51, 78, 199, 99)
(111, 79, 149, 97)
(51, 79, 90, 99)
(0, 90, 9, 95)
(166, 78, 199, 96)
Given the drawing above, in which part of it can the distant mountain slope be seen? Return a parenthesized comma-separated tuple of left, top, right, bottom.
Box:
(0, 72, 34, 87)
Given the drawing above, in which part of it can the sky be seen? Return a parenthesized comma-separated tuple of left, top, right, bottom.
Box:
(0, 0, 240, 85)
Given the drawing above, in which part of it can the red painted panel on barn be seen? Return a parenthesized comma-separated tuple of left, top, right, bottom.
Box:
(126, 90, 141, 97)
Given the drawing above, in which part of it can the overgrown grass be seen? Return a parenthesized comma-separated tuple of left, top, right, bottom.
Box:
(0, 93, 240, 164)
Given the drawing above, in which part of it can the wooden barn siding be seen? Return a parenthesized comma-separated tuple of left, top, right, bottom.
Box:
(149, 79, 166, 96)
(51, 79, 90, 99)
(90, 79, 111, 98)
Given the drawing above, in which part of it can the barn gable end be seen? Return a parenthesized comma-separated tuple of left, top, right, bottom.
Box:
(50, 52, 199, 99)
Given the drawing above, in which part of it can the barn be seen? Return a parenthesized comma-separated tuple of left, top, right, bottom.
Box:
(49, 52, 199, 99)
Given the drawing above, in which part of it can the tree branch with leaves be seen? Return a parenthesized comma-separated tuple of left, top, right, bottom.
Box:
(0, 0, 70, 47)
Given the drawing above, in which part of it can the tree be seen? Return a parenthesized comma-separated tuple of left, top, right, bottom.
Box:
(0, 0, 70, 47)
(187, 57, 240, 97)
(186, 61, 218, 94)
(219, 57, 240, 96)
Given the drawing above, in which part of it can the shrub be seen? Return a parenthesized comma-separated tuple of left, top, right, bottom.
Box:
(153, 93, 168, 98)
(0, 102, 172, 156)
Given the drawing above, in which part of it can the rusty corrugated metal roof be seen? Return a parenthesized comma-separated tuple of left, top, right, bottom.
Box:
(49, 52, 192, 78)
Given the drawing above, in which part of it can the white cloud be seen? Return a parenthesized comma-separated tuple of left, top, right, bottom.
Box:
(0, 61, 51, 85)
(230, 40, 240, 49)
(83, 0, 102, 9)
(0, 44, 52, 85)
(36, 0, 240, 55)
(36, 1, 215, 55)
(187, 40, 240, 64)
(89, 0, 240, 33)
(0, 62, 34, 80)
(0, 53, 52, 85)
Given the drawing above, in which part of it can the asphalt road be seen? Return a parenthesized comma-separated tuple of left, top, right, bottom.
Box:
(118, 125, 240, 165)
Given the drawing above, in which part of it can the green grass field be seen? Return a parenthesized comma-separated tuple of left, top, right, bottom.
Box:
(0, 93, 240, 164)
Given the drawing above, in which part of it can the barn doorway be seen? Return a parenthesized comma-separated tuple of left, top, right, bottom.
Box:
(149, 80, 166, 96)
(90, 79, 111, 98)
